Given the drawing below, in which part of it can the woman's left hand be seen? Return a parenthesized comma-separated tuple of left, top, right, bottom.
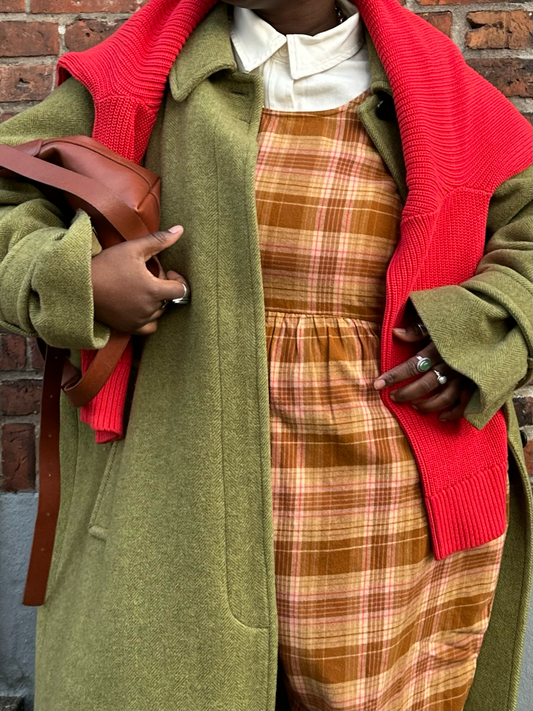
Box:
(374, 321, 475, 422)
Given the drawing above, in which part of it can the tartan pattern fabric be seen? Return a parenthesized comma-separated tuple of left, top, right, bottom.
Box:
(256, 91, 507, 711)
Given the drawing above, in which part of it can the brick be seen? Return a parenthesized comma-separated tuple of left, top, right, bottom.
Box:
(2, 0, 25, 11)
(467, 58, 532, 98)
(514, 396, 533, 428)
(0, 333, 26, 371)
(466, 11, 532, 50)
(65, 19, 123, 52)
(0, 65, 54, 103)
(0, 379, 41, 415)
(524, 440, 532, 477)
(0, 22, 59, 58)
(0, 111, 17, 124)
(31, 0, 140, 11)
(418, 11, 452, 37)
(29, 339, 45, 370)
(1, 424, 36, 493)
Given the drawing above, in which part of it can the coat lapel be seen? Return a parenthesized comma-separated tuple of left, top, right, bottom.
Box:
(168, 2, 408, 205)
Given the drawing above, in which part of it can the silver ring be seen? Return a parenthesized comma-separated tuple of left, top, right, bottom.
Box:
(415, 355, 432, 373)
(171, 282, 190, 305)
(417, 322, 428, 336)
(433, 369, 448, 386)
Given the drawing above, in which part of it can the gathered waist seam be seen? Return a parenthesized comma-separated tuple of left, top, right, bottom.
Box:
(264, 309, 383, 326)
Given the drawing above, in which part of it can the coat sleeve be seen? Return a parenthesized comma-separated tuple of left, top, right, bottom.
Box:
(0, 77, 110, 350)
(409, 164, 533, 430)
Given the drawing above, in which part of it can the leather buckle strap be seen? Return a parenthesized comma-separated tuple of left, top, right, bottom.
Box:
(62, 331, 130, 408)
(23, 346, 65, 606)
(22, 333, 131, 605)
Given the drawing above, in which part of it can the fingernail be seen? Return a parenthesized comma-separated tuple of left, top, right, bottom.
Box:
(411, 404, 418, 410)
(393, 328, 406, 334)
(390, 392, 397, 401)
(374, 379, 386, 390)
(439, 415, 447, 422)
(168, 225, 183, 234)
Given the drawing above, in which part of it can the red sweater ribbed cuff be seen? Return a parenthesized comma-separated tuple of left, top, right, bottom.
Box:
(80, 343, 132, 442)
(424, 462, 508, 560)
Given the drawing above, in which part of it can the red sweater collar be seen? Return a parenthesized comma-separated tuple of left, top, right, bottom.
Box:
(57, 0, 531, 187)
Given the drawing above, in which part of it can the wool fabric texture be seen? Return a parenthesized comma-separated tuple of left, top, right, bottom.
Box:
(56, 0, 532, 558)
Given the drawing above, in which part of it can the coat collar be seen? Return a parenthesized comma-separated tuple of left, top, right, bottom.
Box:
(169, 1, 392, 103)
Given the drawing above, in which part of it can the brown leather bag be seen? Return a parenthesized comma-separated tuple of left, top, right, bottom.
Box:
(0, 135, 161, 605)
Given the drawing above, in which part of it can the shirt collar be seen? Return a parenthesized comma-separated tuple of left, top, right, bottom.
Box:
(169, 3, 391, 103)
(230, 0, 365, 81)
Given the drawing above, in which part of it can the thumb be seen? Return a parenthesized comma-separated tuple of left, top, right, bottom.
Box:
(392, 324, 428, 343)
(136, 226, 183, 261)
(166, 270, 186, 282)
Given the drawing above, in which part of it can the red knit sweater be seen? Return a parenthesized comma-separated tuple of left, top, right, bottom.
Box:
(57, 0, 532, 559)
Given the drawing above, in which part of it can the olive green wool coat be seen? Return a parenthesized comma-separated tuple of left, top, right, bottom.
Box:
(0, 5, 532, 710)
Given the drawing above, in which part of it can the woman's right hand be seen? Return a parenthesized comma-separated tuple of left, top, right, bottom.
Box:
(90, 225, 189, 336)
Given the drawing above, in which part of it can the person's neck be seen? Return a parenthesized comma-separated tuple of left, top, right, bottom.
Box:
(254, 0, 341, 36)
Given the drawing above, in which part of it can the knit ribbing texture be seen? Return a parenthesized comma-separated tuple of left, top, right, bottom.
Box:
(56, 0, 532, 558)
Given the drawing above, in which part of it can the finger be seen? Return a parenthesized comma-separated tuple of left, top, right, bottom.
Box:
(130, 305, 167, 334)
(392, 323, 429, 343)
(390, 363, 453, 403)
(133, 320, 159, 336)
(439, 388, 474, 422)
(411, 378, 463, 414)
(150, 307, 167, 321)
(374, 342, 440, 390)
(135, 226, 184, 261)
(166, 269, 186, 283)
(155, 258, 166, 279)
(152, 278, 189, 302)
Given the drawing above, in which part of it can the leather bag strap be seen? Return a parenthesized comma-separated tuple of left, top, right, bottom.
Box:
(23, 346, 65, 606)
(1, 141, 156, 606)
(22, 335, 130, 605)
(0, 143, 152, 408)
(0, 142, 150, 241)
(62, 331, 131, 407)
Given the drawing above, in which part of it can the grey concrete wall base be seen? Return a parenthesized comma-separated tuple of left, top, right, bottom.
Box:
(0, 494, 37, 706)
(0, 698, 24, 711)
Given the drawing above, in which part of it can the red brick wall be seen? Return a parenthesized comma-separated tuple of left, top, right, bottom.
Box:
(0, 334, 43, 492)
(0, 1, 532, 490)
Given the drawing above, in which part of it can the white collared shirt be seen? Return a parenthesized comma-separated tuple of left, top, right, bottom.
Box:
(229, 0, 371, 111)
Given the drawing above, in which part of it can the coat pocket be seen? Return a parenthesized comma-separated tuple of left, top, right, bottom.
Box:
(88, 440, 122, 541)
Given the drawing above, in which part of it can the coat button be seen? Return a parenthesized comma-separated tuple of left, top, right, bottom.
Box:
(375, 94, 395, 121)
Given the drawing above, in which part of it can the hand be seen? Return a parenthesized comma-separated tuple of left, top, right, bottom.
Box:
(374, 321, 475, 422)
(91, 226, 189, 336)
